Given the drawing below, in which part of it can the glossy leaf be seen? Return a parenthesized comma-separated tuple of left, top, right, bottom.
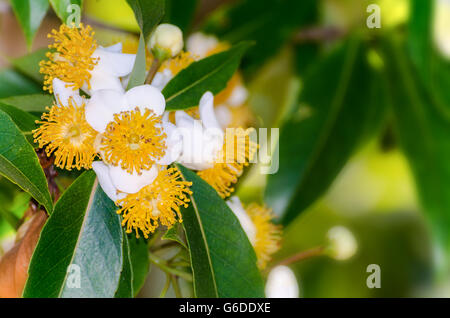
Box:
(176, 164, 264, 298)
(162, 223, 186, 248)
(382, 37, 450, 252)
(127, 235, 150, 296)
(126, 33, 147, 90)
(0, 94, 53, 114)
(23, 172, 124, 297)
(0, 110, 52, 213)
(115, 230, 134, 298)
(163, 42, 251, 110)
(0, 103, 37, 144)
(49, 0, 83, 23)
(265, 39, 387, 225)
(0, 70, 41, 98)
(12, 49, 48, 83)
(9, 0, 49, 48)
(126, 0, 165, 40)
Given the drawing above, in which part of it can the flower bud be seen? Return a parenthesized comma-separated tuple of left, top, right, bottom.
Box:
(265, 265, 299, 298)
(434, 0, 450, 59)
(149, 24, 184, 61)
(326, 226, 358, 261)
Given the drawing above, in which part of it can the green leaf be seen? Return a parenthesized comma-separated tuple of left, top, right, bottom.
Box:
(9, 0, 49, 48)
(115, 229, 134, 298)
(0, 102, 37, 144)
(162, 223, 186, 248)
(0, 109, 52, 213)
(203, 0, 318, 76)
(126, 0, 165, 40)
(382, 37, 450, 253)
(49, 0, 83, 23)
(163, 42, 251, 110)
(12, 49, 48, 83)
(164, 0, 198, 32)
(23, 172, 126, 297)
(0, 69, 41, 98)
(408, 0, 450, 111)
(176, 164, 265, 298)
(128, 235, 150, 296)
(265, 39, 387, 225)
(0, 94, 53, 114)
(126, 33, 147, 90)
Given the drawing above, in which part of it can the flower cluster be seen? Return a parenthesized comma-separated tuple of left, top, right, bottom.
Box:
(33, 23, 280, 267)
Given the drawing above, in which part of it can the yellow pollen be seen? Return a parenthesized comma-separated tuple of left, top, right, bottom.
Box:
(33, 99, 98, 171)
(40, 23, 98, 93)
(101, 108, 166, 174)
(198, 128, 258, 198)
(161, 51, 196, 76)
(246, 204, 282, 269)
(116, 167, 193, 239)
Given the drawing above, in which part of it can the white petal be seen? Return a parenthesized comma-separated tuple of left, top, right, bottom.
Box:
(85, 89, 127, 133)
(92, 161, 120, 202)
(92, 48, 136, 77)
(199, 92, 222, 130)
(157, 121, 182, 165)
(109, 165, 158, 194)
(215, 105, 232, 129)
(151, 69, 173, 91)
(89, 71, 125, 94)
(101, 43, 123, 53)
(52, 78, 83, 107)
(265, 266, 299, 298)
(228, 85, 248, 107)
(175, 111, 195, 129)
(186, 32, 219, 59)
(125, 85, 166, 115)
(227, 196, 257, 245)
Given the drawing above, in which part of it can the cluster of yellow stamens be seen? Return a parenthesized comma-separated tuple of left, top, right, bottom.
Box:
(40, 23, 98, 93)
(161, 51, 196, 75)
(246, 204, 282, 269)
(101, 108, 166, 174)
(116, 167, 192, 238)
(198, 128, 258, 198)
(33, 99, 97, 171)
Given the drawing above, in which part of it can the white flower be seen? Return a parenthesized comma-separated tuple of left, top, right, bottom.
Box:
(265, 266, 299, 298)
(85, 84, 166, 133)
(175, 92, 224, 170)
(52, 78, 84, 107)
(86, 43, 136, 94)
(434, 0, 450, 59)
(150, 24, 184, 60)
(227, 196, 257, 245)
(92, 161, 158, 201)
(326, 226, 358, 261)
(186, 32, 219, 59)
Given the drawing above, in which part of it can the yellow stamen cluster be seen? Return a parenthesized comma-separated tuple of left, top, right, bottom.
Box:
(33, 99, 97, 171)
(161, 51, 195, 76)
(198, 129, 258, 198)
(101, 108, 166, 174)
(40, 23, 98, 93)
(246, 204, 282, 269)
(116, 167, 192, 238)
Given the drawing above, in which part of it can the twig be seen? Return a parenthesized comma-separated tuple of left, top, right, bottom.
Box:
(293, 26, 347, 44)
(275, 246, 325, 267)
(145, 58, 161, 85)
(149, 253, 193, 282)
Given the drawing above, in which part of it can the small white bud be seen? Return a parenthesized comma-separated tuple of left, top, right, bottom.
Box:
(326, 226, 357, 261)
(149, 24, 184, 60)
(434, 0, 450, 59)
(265, 265, 299, 298)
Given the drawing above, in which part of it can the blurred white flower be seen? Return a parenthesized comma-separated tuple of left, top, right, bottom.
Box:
(434, 0, 450, 59)
(326, 226, 358, 261)
(265, 265, 299, 298)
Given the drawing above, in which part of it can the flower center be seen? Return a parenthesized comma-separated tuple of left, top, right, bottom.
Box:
(33, 101, 97, 171)
(40, 23, 98, 93)
(101, 108, 166, 174)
